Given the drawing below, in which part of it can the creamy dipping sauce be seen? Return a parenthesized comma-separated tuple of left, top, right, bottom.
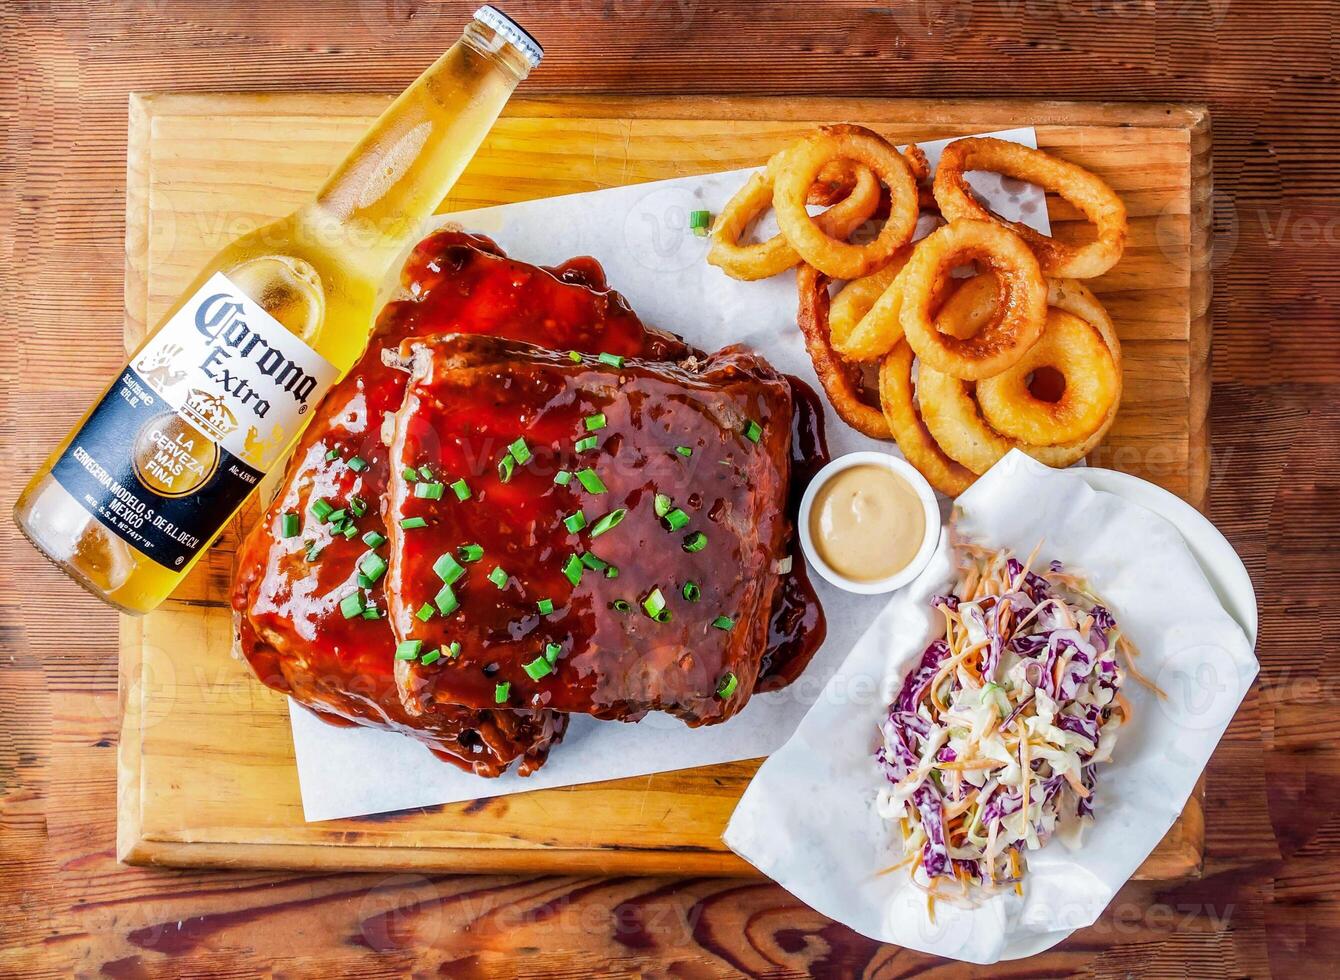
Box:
(809, 464, 926, 582)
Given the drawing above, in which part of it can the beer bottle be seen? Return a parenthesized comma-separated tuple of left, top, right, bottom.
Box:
(14, 6, 542, 614)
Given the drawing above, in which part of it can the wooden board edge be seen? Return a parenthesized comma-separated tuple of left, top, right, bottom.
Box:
(118, 831, 1198, 879)
(1186, 108, 1214, 517)
(116, 616, 148, 865)
(130, 91, 1209, 129)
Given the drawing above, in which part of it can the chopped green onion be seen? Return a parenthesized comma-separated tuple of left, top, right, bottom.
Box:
(434, 583, 459, 616)
(415, 602, 436, 622)
(509, 437, 532, 464)
(498, 453, 516, 483)
(598, 352, 625, 368)
(347, 456, 367, 472)
(575, 435, 599, 453)
(662, 508, 691, 532)
(642, 588, 668, 620)
(683, 532, 708, 553)
(675, 445, 693, 458)
(304, 541, 324, 563)
(563, 510, 588, 533)
(712, 615, 736, 631)
(342, 524, 359, 540)
(400, 516, 428, 530)
(349, 496, 367, 517)
(360, 552, 388, 583)
(580, 552, 608, 572)
(682, 581, 701, 602)
(362, 530, 386, 549)
(544, 642, 562, 664)
(612, 599, 632, 613)
(433, 552, 465, 584)
(420, 649, 442, 666)
(325, 508, 347, 524)
(575, 468, 606, 493)
(450, 478, 471, 501)
(339, 592, 364, 619)
(310, 498, 334, 521)
(689, 209, 712, 232)
(361, 607, 380, 620)
(487, 566, 509, 589)
(325, 449, 340, 462)
(418, 466, 433, 480)
(743, 419, 763, 443)
(415, 482, 444, 500)
(590, 508, 627, 537)
(584, 413, 607, 431)
(716, 672, 739, 698)
(604, 565, 619, 579)
(562, 554, 583, 586)
(402, 466, 417, 480)
(537, 598, 555, 616)
(553, 470, 573, 487)
(523, 656, 553, 680)
(280, 513, 300, 538)
(356, 573, 374, 590)
(457, 543, 484, 563)
(395, 639, 422, 661)
(654, 493, 672, 518)
(569, 350, 582, 363)
(448, 641, 461, 659)
(495, 682, 510, 703)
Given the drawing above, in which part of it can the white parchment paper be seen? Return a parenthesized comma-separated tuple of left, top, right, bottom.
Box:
(723, 451, 1258, 964)
(289, 128, 1049, 821)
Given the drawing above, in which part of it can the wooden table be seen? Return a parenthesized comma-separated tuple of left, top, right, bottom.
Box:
(1, 2, 1332, 975)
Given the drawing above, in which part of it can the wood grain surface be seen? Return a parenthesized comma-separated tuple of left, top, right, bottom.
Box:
(117, 91, 1207, 879)
(1, 1, 1334, 976)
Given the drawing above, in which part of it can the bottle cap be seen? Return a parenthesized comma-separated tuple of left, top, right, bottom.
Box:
(474, 6, 544, 70)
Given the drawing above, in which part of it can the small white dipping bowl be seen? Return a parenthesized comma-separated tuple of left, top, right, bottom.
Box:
(797, 451, 942, 595)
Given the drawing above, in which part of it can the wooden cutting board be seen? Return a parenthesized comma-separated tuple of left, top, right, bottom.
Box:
(119, 94, 1210, 876)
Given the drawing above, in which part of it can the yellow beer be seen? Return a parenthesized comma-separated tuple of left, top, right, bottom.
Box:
(14, 6, 542, 614)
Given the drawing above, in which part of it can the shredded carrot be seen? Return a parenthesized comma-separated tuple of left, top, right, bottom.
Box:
(1010, 539, 1044, 591)
(1009, 849, 1023, 896)
(1064, 768, 1090, 798)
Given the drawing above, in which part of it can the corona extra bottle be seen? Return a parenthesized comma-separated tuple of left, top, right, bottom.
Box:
(14, 6, 542, 613)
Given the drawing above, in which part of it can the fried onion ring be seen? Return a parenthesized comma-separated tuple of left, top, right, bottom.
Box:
(934, 137, 1127, 279)
(773, 125, 919, 280)
(828, 252, 909, 356)
(796, 263, 890, 439)
(878, 340, 975, 497)
(977, 309, 1119, 445)
(708, 154, 882, 281)
(899, 220, 1047, 380)
(834, 259, 997, 362)
(916, 279, 1121, 473)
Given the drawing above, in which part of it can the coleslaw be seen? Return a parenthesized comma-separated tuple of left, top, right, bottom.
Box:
(875, 538, 1148, 910)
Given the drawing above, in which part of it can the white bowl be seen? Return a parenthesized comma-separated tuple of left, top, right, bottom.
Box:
(797, 451, 942, 595)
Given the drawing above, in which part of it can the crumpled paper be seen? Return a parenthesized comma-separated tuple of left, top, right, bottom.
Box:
(724, 451, 1258, 964)
(289, 128, 1048, 822)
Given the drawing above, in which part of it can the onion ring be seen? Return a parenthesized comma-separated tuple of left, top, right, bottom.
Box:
(977, 309, 1120, 445)
(796, 263, 890, 439)
(708, 154, 882, 282)
(916, 279, 1121, 473)
(773, 125, 919, 280)
(828, 252, 909, 356)
(899, 220, 1047, 380)
(934, 137, 1127, 279)
(878, 340, 975, 497)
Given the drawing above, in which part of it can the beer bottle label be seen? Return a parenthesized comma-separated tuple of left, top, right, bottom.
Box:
(50, 272, 339, 569)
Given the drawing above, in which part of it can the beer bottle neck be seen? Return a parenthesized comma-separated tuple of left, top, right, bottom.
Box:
(302, 23, 532, 272)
